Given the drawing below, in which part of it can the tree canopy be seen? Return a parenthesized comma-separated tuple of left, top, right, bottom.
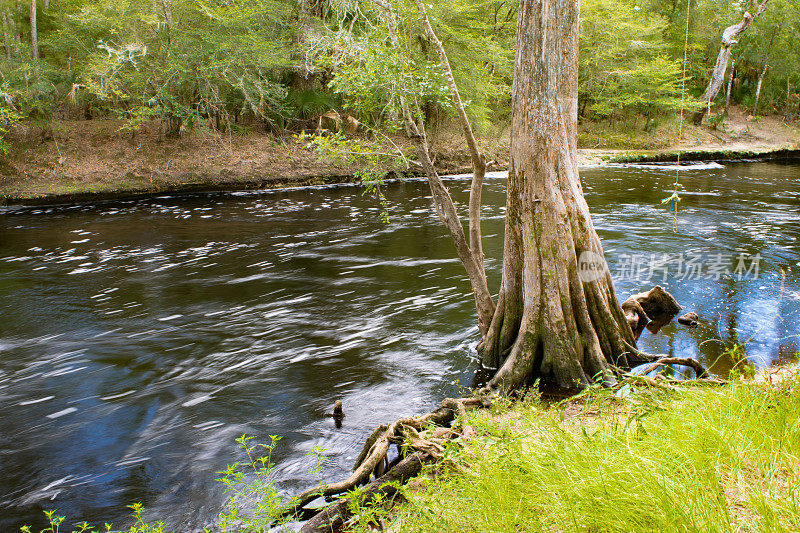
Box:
(0, 0, 797, 142)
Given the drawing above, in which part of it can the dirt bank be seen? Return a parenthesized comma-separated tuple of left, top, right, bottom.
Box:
(1, 109, 798, 206)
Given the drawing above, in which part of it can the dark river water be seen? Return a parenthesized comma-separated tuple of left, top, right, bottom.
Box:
(1, 161, 799, 531)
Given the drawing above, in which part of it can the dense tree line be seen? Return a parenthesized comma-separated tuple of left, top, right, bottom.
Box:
(0, 0, 797, 144)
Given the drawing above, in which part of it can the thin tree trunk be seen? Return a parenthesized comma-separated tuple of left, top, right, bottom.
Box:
(29, 0, 37, 60)
(786, 78, 791, 119)
(480, 0, 636, 391)
(375, 0, 495, 335)
(752, 63, 767, 117)
(411, 0, 494, 333)
(752, 26, 777, 117)
(157, 0, 173, 46)
(692, 0, 770, 125)
(2, 11, 12, 60)
(724, 61, 734, 115)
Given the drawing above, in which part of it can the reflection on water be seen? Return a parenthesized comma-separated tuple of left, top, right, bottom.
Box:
(1, 160, 799, 530)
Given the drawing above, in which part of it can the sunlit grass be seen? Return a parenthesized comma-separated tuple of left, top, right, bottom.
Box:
(379, 377, 800, 533)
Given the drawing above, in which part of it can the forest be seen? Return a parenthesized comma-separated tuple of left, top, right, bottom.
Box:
(0, 0, 798, 152)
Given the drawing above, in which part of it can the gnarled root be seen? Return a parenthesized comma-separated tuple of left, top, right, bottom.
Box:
(281, 396, 492, 523)
(639, 357, 709, 379)
(300, 452, 432, 533)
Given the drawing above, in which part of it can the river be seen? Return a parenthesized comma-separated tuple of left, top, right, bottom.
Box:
(1, 160, 799, 531)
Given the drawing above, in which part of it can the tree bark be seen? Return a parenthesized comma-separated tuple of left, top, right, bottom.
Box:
(479, 0, 636, 392)
(786, 78, 791, 119)
(412, 0, 488, 283)
(2, 11, 12, 60)
(29, 0, 37, 60)
(693, 0, 770, 125)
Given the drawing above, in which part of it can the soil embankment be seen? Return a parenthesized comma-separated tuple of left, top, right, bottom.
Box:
(1, 110, 798, 206)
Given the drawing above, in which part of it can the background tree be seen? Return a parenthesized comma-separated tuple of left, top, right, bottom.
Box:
(29, 0, 36, 59)
(693, 0, 770, 124)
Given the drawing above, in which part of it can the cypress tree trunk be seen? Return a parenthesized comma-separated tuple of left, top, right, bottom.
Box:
(724, 61, 735, 115)
(479, 0, 636, 392)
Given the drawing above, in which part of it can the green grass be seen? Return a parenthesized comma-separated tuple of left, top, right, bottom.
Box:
(374, 377, 800, 533)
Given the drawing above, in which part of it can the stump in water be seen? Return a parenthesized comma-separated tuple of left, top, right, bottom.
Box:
(678, 312, 700, 328)
(621, 286, 683, 341)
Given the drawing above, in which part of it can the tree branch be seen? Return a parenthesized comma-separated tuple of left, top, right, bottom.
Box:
(412, 0, 488, 280)
(639, 357, 709, 379)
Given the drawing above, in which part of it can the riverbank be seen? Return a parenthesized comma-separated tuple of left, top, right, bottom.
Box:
(1, 110, 798, 206)
(345, 365, 800, 533)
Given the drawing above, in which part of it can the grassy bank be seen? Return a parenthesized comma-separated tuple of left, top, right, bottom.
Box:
(1, 109, 799, 206)
(350, 370, 800, 533)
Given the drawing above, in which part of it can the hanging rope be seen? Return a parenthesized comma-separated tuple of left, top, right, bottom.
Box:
(665, 0, 693, 230)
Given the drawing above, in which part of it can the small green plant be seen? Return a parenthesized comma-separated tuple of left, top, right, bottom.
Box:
(0, 101, 22, 163)
(216, 434, 289, 532)
(21, 503, 164, 533)
(345, 483, 399, 531)
(726, 341, 756, 380)
(707, 112, 725, 130)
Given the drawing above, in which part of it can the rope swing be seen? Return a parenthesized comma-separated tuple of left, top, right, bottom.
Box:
(664, 0, 693, 230)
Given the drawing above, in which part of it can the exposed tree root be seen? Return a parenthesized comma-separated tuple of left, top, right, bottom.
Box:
(279, 396, 492, 524)
(299, 452, 432, 533)
(639, 357, 709, 379)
